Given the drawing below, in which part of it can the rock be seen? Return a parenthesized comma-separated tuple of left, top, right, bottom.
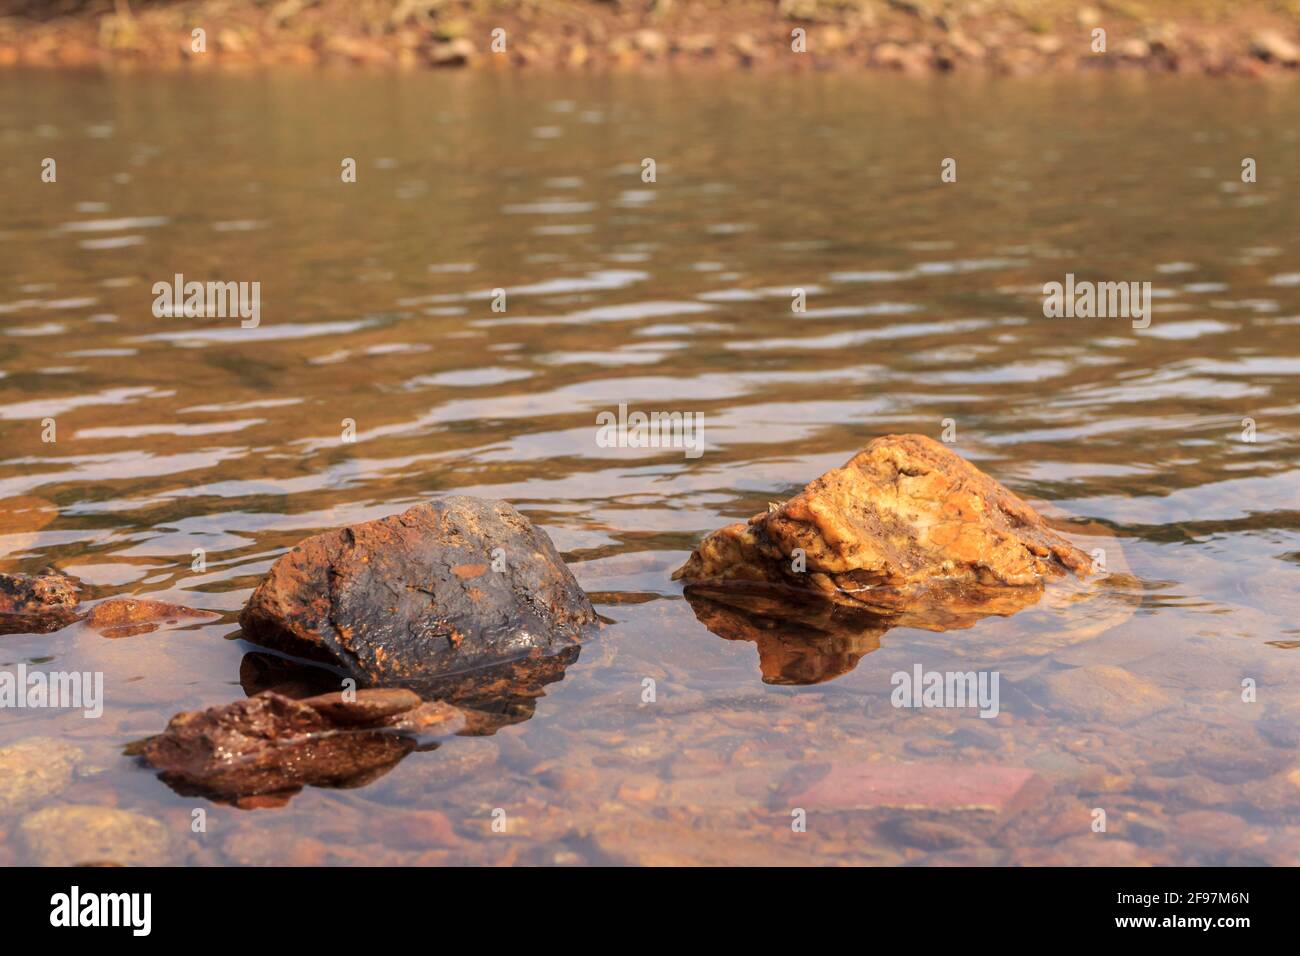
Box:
(1036, 664, 1173, 725)
(888, 816, 983, 850)
(0, 571, 79, 634)
(1117, 38, 1151, 60)
(366, 808, 464, 848)
(776, 761, 1046, 815)
(137, 690, 464, 802)
(430, 37, 476, 67)
(1034, 35, 1063, 56)
(1251, 30, 1299, 65)
(674, 435, 1090, 671)
(675, 434, 1090, 605)
(16, 805, 173, 866)
(83, 597, 219, 638)
(239, 497, 597, 688)
(631, 29, 669, 58)
(0, 738, 83, 815)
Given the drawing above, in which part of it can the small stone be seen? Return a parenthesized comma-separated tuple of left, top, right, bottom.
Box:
(367, 809, 463, 848)
(888, 817, 982, 850)
(16, 805, 173, 866)
(631, 29, 668, 58)
(138, 691, 464, 802)
(431, 38, 476, 67)
(778, 761, 1045, 815)
(0, 738, 83, 814)
(1034, 35, 1063, 56)
(83, 597, 218, 638)
(1251, 30, 1299, 65)
(1117, 39, 1151, 60)
(0, 571, 79, 633)
(617, 775, 661, 803)
(1036, 665, 1173, 725)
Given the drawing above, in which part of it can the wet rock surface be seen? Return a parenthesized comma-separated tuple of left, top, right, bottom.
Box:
(84, 598, 221, 638)
(240, 496, 598, 686)
(676, 434, 1091, 604)
(137, 689, 465, 802)
(0, 571, 79, 634)
(16, 805, 174, 866)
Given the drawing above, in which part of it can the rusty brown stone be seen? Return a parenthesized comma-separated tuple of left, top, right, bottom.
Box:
(675, 436, 1091, 682)
(675, 434, 1090, 607)
(239, 496, 598, 687)
(0, 571, 79, 634)
(137, 690, 464, 802)
(83, 597, 220, 638)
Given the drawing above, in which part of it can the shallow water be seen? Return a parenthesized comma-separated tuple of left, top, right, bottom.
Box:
(0, 69, 1297, 865)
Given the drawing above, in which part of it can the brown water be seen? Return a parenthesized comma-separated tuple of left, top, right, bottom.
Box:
(0, 69, 1297, 865)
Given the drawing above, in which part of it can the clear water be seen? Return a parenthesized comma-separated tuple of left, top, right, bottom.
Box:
(0, 69, 1297, 864)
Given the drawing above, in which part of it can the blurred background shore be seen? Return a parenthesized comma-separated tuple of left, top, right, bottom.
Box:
(3, 0, 1300, 75)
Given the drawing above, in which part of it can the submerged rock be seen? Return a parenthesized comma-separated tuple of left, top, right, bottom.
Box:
(0, 571, 79, 634)
(16, 805, 174, 866)
(675, 434, 1091, 604)
(239, 497, 598, 685)
(137, 689, 465, 802)
(83, 597, 220, 638)
(0, 738, 83, 815)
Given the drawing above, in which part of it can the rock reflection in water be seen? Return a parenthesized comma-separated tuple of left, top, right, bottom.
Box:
(683, 579, 1046, 685)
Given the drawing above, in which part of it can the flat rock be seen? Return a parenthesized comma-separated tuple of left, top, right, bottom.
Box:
(137, 689, 464, 802)
(239, 496, 597, 685)
(0, 571, 79, 634)
(1036, 664, 1174, 725)
(16, 805, 173, 866)
(83, 597, 219, 638)
(776, 761, 1046, 815)
(675, 435, 1090, 605)
(0, 738, 83, 815)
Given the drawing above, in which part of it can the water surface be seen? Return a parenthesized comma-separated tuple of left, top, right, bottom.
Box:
(1, 70, 1297, 865)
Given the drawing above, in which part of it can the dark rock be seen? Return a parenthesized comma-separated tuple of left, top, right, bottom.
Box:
(0, 571, 79, 634)
(136, 689, 464, 802)
(239, 496, 598, 686)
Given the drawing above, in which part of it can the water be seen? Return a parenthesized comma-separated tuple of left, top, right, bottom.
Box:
(1, 69, 1297, 865)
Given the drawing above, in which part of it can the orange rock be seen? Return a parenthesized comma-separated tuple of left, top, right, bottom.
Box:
(674, 434, 1090, 609)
